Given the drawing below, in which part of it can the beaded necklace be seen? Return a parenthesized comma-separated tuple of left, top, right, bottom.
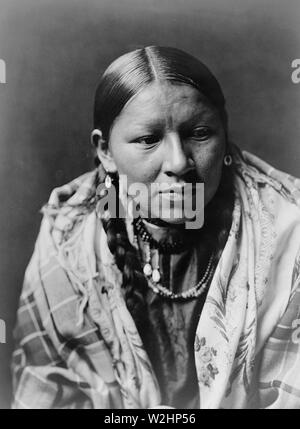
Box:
(133, 216, 215, 301)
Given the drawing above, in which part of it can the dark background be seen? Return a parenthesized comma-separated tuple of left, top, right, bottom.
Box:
(0, 0, 299, 409)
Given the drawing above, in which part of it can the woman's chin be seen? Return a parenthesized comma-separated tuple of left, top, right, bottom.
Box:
(138, 205, 196, 226)
(163, 214, 184, 222)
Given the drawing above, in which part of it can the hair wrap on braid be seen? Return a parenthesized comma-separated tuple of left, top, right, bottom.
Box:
(96, 162, 153, 339)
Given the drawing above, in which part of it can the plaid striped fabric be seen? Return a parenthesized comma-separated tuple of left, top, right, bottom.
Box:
(12, 172, 129, 409)
(257, 256, 300, 408)
(11, 148, 300, 409)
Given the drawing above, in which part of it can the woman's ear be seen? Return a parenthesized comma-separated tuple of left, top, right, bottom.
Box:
(91, 129, 117, 172)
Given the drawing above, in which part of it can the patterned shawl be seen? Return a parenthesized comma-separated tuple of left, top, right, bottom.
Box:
(12, 148, 300, 409)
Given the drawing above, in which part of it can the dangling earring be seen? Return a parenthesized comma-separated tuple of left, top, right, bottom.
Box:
(105, 173, 113, 189)
(224, 154, 232, 167)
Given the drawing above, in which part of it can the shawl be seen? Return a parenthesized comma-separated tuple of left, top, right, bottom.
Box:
(12, 148, 300, 409)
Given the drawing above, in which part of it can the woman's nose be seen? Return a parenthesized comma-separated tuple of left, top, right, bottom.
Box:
(162, 132, 194, 177)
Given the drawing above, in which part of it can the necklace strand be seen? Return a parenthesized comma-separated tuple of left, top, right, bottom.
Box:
(133, 216, 190, 254)
(134, 221, 216, 301)
(145, 253, 215, 301)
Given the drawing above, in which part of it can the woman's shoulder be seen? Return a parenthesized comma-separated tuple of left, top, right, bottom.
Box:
(19, 169, 110, 339)
(234, 147, 300, 206)
(41, 169, 99, 239)
(233, 146, 300, 293)
(23, 169, 103, 296)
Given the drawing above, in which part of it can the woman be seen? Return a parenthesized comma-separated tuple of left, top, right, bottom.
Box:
(12, 46, 300, 409)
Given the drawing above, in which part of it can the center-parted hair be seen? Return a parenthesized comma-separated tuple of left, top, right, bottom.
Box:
(93, 46, 227, 141)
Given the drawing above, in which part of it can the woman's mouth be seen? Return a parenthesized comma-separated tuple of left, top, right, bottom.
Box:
(160, 190, 184, 201)
(158, 183, 197, 200)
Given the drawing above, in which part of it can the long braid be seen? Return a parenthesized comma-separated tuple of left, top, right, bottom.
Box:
(96, 163, 154, 343)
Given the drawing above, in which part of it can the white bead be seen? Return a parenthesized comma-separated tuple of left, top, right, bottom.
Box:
(105, 174, 112, 189)
(152, 269, 161, 283)
(143, 263, 152, 277)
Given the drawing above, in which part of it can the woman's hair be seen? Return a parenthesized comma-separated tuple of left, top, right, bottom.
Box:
(94, 46, 227, 141)
(93, 46, 234, 369)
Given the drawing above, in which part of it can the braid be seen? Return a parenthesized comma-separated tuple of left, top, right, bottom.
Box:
(96, 163, 154, 340)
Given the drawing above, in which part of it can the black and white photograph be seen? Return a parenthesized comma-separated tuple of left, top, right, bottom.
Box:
(0, 0, 300, 411)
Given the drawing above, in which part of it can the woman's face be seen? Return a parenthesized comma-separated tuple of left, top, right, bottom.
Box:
(106, 81, 226, 225)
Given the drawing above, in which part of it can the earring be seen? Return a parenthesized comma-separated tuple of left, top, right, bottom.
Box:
(105, 173, 113, 189)
(224, 154, 232, 166)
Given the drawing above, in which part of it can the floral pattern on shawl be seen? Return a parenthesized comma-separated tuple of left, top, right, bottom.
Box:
(195, 336, 219, 387)
(194, 148, 300, 408)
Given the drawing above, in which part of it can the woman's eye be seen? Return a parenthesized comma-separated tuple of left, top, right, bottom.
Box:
(191, 127, 212, 140)
(135, 135, 160, 145)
